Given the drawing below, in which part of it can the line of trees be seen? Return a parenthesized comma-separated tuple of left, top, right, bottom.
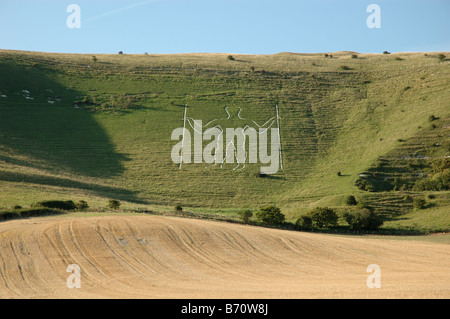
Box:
(238, 203, 383, 232)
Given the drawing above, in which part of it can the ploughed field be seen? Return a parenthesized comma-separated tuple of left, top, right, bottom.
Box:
(0, 214, 448, 298)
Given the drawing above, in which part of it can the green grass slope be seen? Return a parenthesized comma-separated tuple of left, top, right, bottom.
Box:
(0, 50, 449, 231)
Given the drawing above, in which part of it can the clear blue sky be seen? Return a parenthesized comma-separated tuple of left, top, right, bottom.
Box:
(1, 0, 449, 54)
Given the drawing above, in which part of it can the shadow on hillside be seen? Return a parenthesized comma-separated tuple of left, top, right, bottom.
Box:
(0, 59, 144, 204)
(0, 171, 147, 204)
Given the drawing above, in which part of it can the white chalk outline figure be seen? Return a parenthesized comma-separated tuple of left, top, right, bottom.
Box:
(184, 106, 281, 171)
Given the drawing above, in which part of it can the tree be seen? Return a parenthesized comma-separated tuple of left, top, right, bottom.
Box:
(428, 114, 438, 122)
(309, 207, 338, 228)
(431, 158, 449, 174)
(256, 205, 285, 225)
(345, 195, 357, 206)
(413, 198, 427, 210)
(76, 200, 89, 211)
(344, 208, 383, 231)
(295, 215, 312, 230)
(239, 209, 253, 223)
(108, 199, 121, 210)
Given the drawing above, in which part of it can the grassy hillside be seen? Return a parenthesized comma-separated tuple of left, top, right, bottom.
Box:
(0, 49, 448, 232)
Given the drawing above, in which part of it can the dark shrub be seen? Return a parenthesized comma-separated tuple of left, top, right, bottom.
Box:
(428, 114, 438, 122)
(256, 205, 285, 225)
(76, 200, 89, 211)
(437, 54, 445, 61)
(227, 55, 235, 61)
(413, 198, 427, 210)
(118, 51, 123, 55)
(351, 54, 358, 59)
(0, 211, 19, 221)
(239, 209, 253, 223)
(19, 208, 62, 218)
(175, 204, 183, 213)
(13, 205, 22, 210)
(431, 158, 449, 174)
(0, 208, 64, 221)
(92, 56, 97, 63)
(108, 199, 121, 210)
(295, 215, 312, 230)
(309, 207, 338, 228)
(383, 51, 391, 54)
(340, 65, 350, 70)
(403, 195, 413, 203)
(413, 171, 449, 191)
(345, 195, 357, 206)
(35, 200, 77, 211)
(344, 208, 383, 231)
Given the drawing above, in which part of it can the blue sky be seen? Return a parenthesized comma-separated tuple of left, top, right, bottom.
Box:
(0, 0, 449, 54)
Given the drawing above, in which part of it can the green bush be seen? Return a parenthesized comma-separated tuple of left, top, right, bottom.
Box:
(344, 208, 383, 231)
(345, 195, 357, 206)
(295, 215, 312, 230)
(309, 207, 338, 228)
(428, 114, 438, 122)
(403, 195, 413, 203)
(355, 179, 376, 192)
(413, 198, 427, 210)
(76, 200, 89, 211)
(238, 209, 253, 223)
(108, 199, 121, 210)
(34, 200, 77, 211)
(256, 205, 285, 225)
(413, 171, 449, 191)
(431, 158, 449, 174)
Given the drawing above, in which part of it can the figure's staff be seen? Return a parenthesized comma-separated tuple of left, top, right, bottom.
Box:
(276, 104, 284, 170)
(179, 104, 187, 169)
